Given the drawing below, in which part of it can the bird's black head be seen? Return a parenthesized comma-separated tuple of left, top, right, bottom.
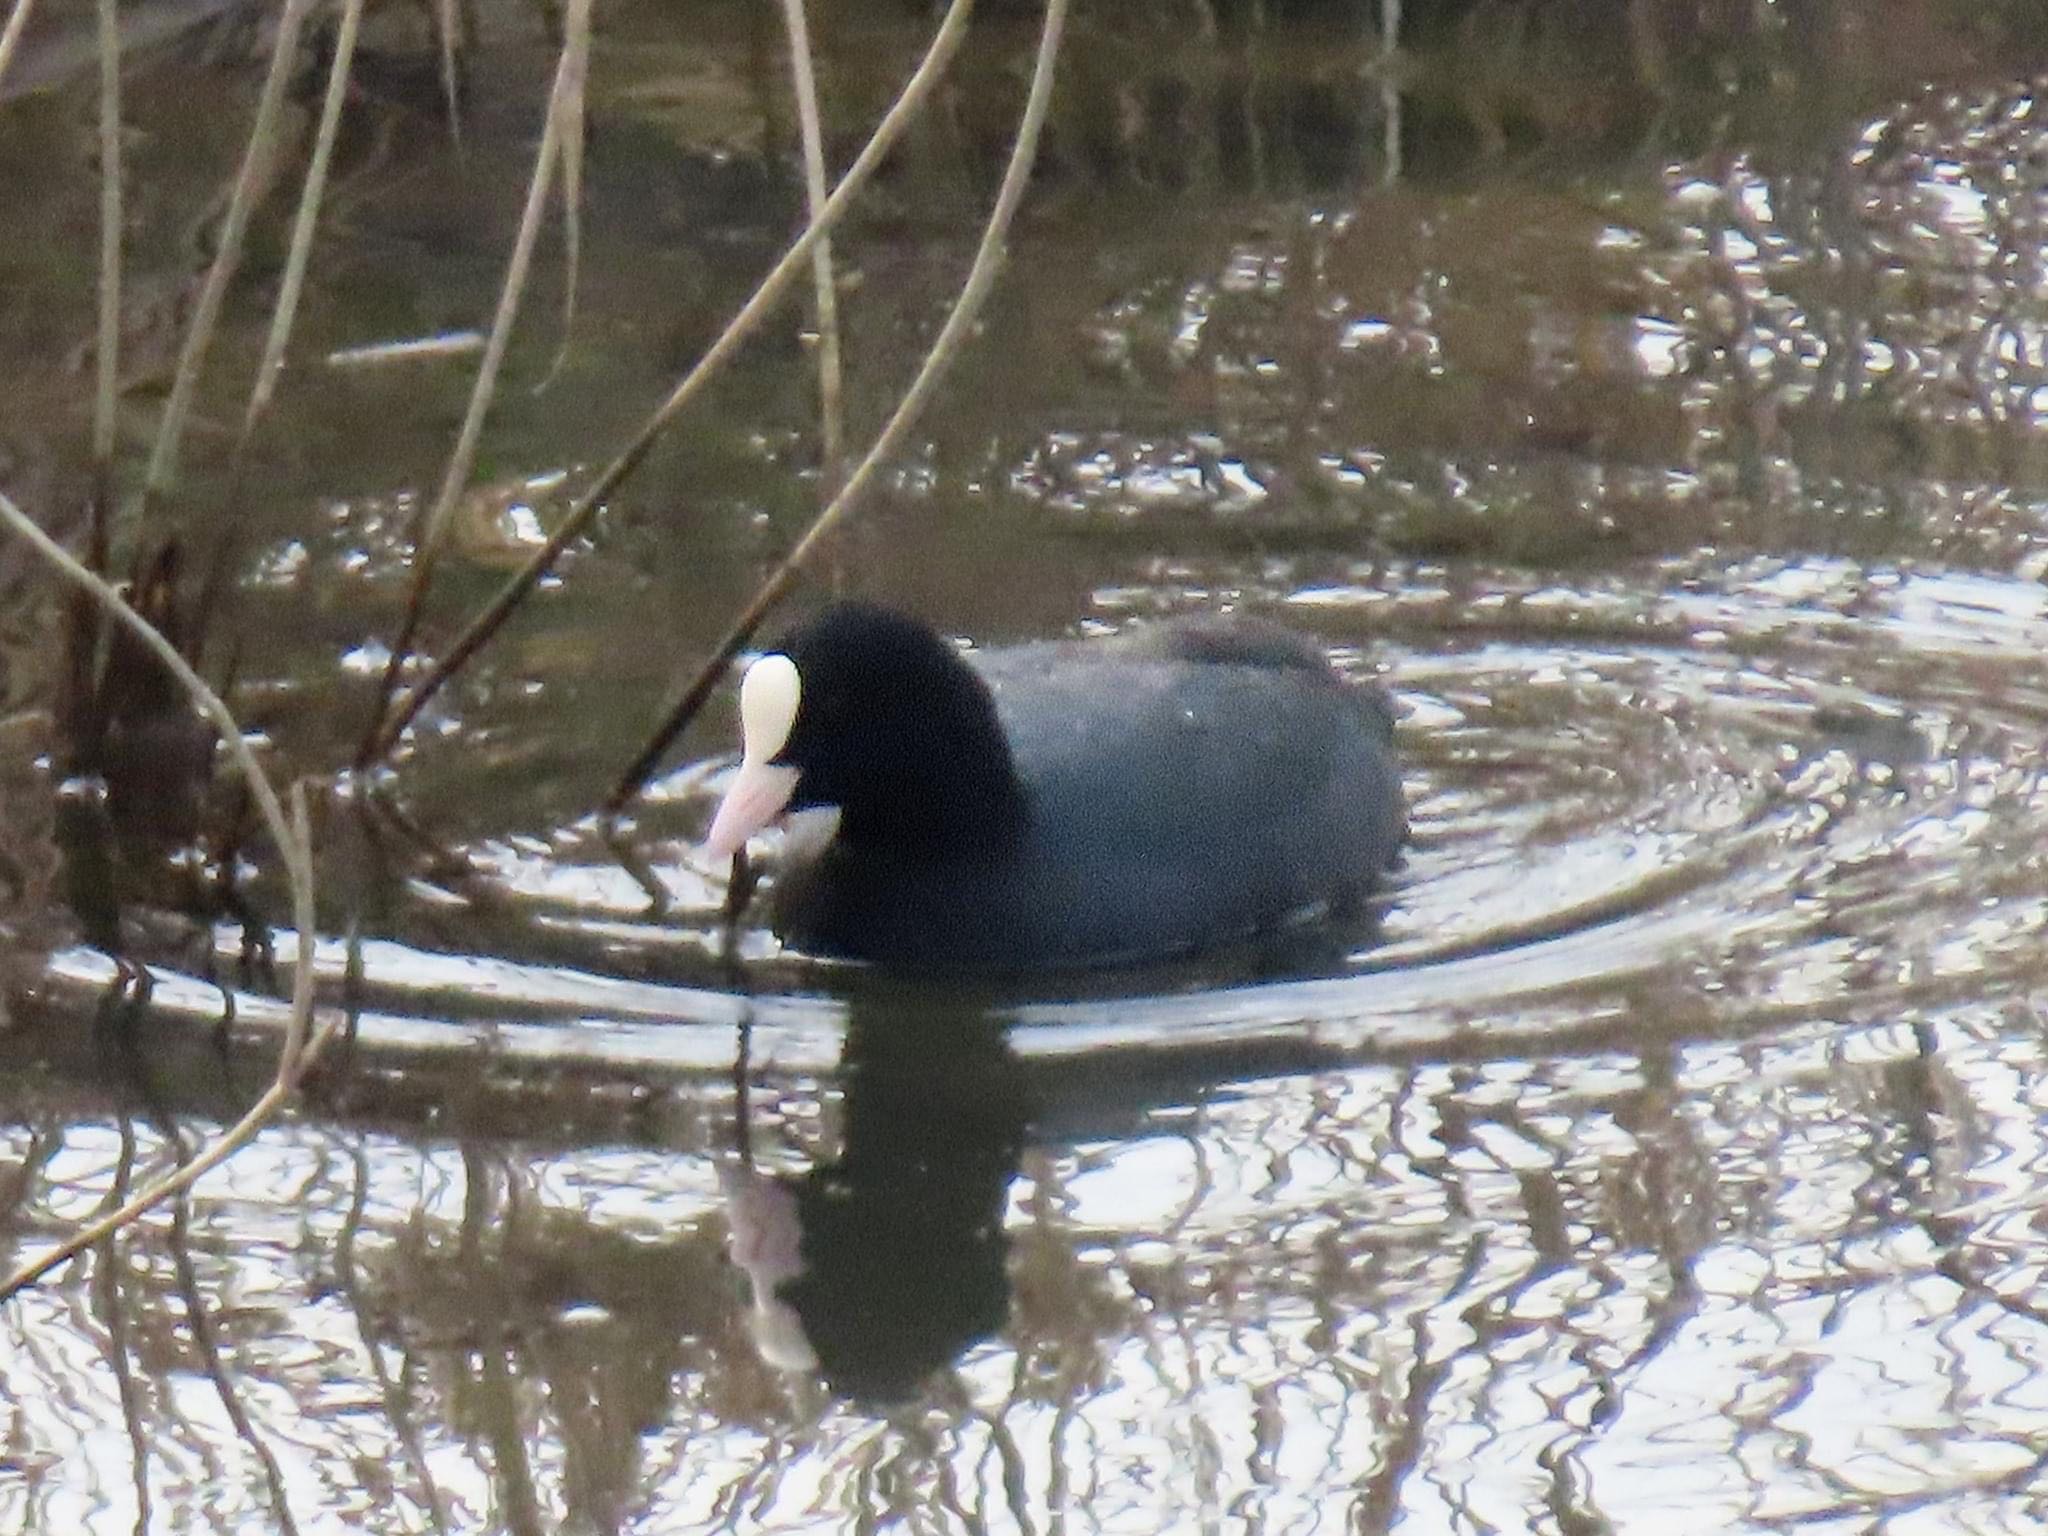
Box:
(706, 602, 1026, 862)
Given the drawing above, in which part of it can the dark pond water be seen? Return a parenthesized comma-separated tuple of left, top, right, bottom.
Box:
(8, 0, 2048, 1530)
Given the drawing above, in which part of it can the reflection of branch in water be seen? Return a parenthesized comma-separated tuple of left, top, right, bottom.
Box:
(157, 1108, 306, 1536)
(699, 1424, 799, 1536)
(456, 1148, 547, 1536)
(1120, 1124, 1225, 1523)
(1321, 1244, 1395, 1461)
(1043, 1390, 1081, 1527)
(1357, 1229, 1487, 1532)
(1702, 178, 1774, 511)
(336, 1136, 453, 1536)
(93, 1115, 151, 1536)
(1363, 1047, 1705, 1533)
(0, 1123, 56, 1266)
(480, 1340, 548, 1536)
(933, 1369, 1037, 1536)
(1895, 1018, 2048, 1365)
(1809, 1436, 2048, 1530)
(1811, 135, 1877, 413)
(922, 1412, 977, 1536)
(1542, 1039, 1709, 1514)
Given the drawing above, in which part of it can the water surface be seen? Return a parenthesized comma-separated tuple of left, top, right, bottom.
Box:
(6, 2, 2048, 1531)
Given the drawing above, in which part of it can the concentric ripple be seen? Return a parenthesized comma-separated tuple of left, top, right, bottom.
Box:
(32, 552, 2044, 1076)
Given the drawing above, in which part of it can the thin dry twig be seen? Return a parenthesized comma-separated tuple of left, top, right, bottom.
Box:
(605, 0, 1072, 814)
(536, 0, 589, 392)
(279, 780, 317, 1070)
(433, 0, 463, 145)
(0, 0, 41, 125)
(92, 0, 121, 484)
(142, 0, 318, 502)
(363, 0, 595, 756)
(237, 0, 370, 447)
(779, 0, 845, 488)
(356, 0, 978, 768)
(0, 491, 330, 1301)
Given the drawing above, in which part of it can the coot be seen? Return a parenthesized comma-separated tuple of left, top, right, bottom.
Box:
(704, 602, 1404, 970)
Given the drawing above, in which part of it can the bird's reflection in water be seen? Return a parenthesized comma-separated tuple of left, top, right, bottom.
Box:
(725, 996, 1029, 1405)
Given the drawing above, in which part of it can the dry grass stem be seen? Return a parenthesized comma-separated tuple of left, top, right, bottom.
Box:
(779, 0, 845, 486)
(539, 0, 590, 389)
(326, 333, 484, 367)
(434, 0, 463, 143)
(92, 0, 121, 479)
(280, 780, 317, 1069)
(238, 0, 370, 444)
(605, 0, 1071, 813)
(141, 0, 317, 502)
(0, 0, 39, 101)
(357, 0, 978, 768)
(0, 488, 331, 1300)
(361, 0, 595, 758)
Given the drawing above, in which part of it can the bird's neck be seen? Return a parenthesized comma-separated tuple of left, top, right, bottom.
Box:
(839, 739, 1029, 861)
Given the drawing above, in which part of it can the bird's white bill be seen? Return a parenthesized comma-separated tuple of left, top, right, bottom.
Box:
(704, 759, 802, 863)
(739, 653, 801, 761)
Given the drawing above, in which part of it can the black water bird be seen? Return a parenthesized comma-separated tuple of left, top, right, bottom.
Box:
(705, 601, 1404, 970)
